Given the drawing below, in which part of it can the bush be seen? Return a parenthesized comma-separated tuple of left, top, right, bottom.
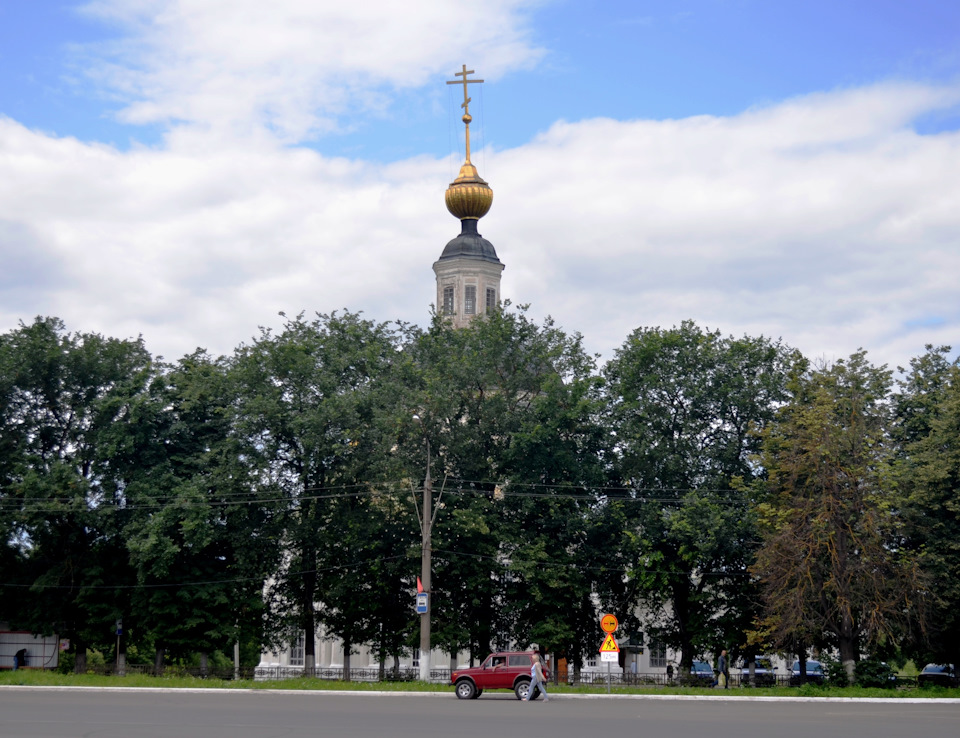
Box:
(855, 659, 896, 688)
(54, 649, 104, 674)
(56, 652, 74, 675)
(821, 657, 851, 686)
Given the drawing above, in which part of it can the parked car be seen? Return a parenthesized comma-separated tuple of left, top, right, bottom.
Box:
(789, 659, 825, 685)
(690, 661, 715, 681)
(740, 657, 776, 686)
(451, 651, 549, 700)
(917, 663, 957, 688)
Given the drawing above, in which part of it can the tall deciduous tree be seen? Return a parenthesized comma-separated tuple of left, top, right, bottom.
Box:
(0, 317, 154, 671)
(119, 351, 280, 669)
(406, 306, 608, 669)
(603, 321, 794, 669)
(230, 311, 409, 675)
(894, 345, 960, 668)
(753, 351, 923, 682)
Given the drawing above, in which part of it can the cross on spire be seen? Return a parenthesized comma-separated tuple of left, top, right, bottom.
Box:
(447, 64, 484, 115)
(447, 64, 484, 163)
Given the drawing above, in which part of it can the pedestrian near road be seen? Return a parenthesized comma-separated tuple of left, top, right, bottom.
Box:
(715, 649, 729, 688)
(524, 652, 549, 702)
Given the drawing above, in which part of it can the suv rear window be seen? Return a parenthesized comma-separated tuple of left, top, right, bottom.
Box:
(508, 655, 530, 666)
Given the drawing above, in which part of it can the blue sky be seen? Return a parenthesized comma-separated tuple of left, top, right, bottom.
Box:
(4, 1, 958, 155)
(1, 0, 958, 368)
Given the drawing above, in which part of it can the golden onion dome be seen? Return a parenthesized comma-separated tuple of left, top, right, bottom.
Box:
(445, 161, 494, 220)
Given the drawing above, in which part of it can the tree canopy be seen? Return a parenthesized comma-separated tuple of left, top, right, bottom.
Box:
(1, 313, 955, 676)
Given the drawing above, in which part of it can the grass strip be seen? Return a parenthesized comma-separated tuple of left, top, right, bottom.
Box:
(2, 670, 957, 698)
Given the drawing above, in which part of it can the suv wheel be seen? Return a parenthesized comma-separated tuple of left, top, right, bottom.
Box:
(455, 679, 477, 700)
(515, 679, 539, 700)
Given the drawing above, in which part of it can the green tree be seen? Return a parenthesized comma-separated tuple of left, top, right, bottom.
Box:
(894, 345, 960, 668)
(0, 317, 154, 671)
(230, 311, 410, 675)
(753, 351, 923, 682)
(119, 351, 280, 670)
(321, 486, 417, 678)
(603, 321, 794, 669)
(405, 306, 608, 670)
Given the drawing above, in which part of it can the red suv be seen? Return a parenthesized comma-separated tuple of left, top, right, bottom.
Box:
(451, 651, 549, 700)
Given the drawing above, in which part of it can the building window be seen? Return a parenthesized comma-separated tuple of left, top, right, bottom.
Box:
(587, 653, 597, 668)
(443, 286, 454, 315)
(464, 285, 476, 315)
(649, 638, 666, 668)
(486, 288, 497, 312)
(412, 648, 420, 668)
(290, 632, 305, 666)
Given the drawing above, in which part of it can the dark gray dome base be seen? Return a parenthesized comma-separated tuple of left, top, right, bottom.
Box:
(437, 219, 501, 263)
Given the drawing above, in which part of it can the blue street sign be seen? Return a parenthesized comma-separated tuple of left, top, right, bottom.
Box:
(416, 592, 429, 614)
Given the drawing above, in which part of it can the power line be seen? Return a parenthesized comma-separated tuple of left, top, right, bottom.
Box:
(1, 480, 757, 514)
(0, 545, 756, 591)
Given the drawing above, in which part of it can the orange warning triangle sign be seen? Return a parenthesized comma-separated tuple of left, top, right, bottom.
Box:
(599, 633, 620, 652)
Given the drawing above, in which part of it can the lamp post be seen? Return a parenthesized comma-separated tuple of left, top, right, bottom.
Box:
(413, 414, 432, 682)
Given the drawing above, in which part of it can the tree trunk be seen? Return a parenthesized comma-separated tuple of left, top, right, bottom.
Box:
(838, 637, 857, 685)
(74, 640, 87, 674)
(393, 654, 401, 679)
(302, 593, 316, 675)
(301, 496, 318, 676)
(343, 643, 351, 682)
(740, 649, 755, 687)
(154, 647, 165, 675)
(199, 652, 208, 677)
(838, 607, 858, 685)
(673, 575, 694, 670)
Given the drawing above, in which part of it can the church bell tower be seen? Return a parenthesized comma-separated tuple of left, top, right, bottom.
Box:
(433, 65, 504, 328)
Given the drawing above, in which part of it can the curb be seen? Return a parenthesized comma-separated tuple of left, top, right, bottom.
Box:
(2, 685, 959, 704)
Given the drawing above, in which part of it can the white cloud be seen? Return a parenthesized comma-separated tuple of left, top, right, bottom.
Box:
(78, 0, 545, 141)
(2, 1, 959, 375)
(483, 82, 960, 368)
(0, 114, 454, 358)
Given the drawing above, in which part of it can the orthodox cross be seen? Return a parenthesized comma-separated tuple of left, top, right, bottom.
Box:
(446, 65, 484, 163)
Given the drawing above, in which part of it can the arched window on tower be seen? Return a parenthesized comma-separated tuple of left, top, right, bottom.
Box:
(464, 285, 476, 315)
(443, 286, 455, 315)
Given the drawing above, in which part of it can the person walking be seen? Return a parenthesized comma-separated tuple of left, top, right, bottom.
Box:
(524, 651, 549, 702)
(717, 649, 730, 688)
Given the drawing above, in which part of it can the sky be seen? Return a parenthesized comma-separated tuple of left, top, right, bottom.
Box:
(1, 0, 958, 373)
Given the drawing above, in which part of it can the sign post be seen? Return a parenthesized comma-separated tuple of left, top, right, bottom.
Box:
(115, 618, 125, 677)
(599, 614, 620, 694)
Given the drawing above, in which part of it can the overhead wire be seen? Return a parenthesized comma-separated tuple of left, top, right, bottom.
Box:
(1, 478, 758, 514)
(0, 540, 757, 591)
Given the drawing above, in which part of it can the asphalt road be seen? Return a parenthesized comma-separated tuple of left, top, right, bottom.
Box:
(1, 688, 958, 738)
